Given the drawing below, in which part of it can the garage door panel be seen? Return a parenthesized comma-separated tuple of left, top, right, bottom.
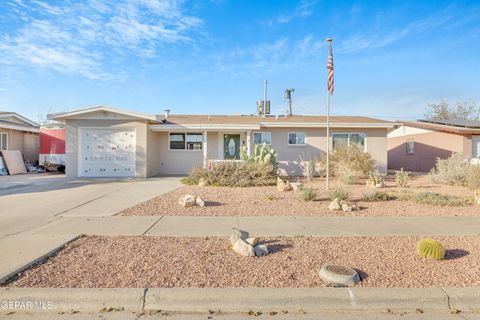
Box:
(79, 128, 136, 177)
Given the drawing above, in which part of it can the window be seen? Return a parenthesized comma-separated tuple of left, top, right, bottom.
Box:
(332, 133, 366, 151)
(253, 132, 271, 145)
(169, 133, 203, 150)
(288, 132, 306, 145)
(0, 133, 7, 150)
(406, 139, 415, 155)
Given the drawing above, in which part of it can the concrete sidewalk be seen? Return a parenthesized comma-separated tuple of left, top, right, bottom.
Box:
(31, 215, 480, 237)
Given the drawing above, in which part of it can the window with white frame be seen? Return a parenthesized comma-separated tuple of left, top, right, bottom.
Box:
(253, 132, 271, 145)
(169, 133, 203, 150)
(0, 132, 7, 150)
(332, 133, 366, 151)
(288, 132, 306, 145)
(406, 138, 415, 155)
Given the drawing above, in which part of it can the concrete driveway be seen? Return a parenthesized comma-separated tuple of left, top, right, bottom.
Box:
(0, 174, 182, 238)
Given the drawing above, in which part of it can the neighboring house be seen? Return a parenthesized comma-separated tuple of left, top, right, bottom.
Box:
(388, 119, 480, 172)
(0, 112, 40, 164)
(50, 105, 395, 178)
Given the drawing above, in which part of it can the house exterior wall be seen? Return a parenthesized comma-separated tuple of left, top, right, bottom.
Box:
(0, 128, 39, 164)
(65, 119, 148, 178)
(387, 126, 469, 172)
(252, 127, 388, 176)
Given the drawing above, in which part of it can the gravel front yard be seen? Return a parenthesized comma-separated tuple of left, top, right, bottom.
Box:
(120, 176, 479, 216)
(7, 235, 479, 288)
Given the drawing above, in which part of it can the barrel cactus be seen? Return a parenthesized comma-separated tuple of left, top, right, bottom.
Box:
(416, 238, 445, 260)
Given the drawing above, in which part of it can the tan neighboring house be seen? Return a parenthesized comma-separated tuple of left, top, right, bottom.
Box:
(388, 119, 480, 172)
(50, 105, 396, 178)
(0, 112, 40, 164)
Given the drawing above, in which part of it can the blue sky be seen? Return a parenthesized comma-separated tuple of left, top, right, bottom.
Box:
(0, 0, 479, 122)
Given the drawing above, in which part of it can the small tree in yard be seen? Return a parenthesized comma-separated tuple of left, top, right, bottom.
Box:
(425, 100, 479, 121)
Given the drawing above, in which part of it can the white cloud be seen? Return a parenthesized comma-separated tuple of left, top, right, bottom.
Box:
(271, 0, 318, 25)
(0, 0, 203, 80)
(339, 7, 459, 54)
(215, 35, 325, 77)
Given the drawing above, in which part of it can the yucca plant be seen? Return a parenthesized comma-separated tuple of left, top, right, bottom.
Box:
(302, 188, 317, 201)
(416, 238, 445, 260)
(395, 168, 409, 188)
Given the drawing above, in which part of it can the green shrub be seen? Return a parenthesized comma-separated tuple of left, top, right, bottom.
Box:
(366, 170, 384, 187)
(397, 190, 470, 207)
(183, 162, 277, 187)
(395, 168, 409, 188)
(362, 190, 395, 202)
(466, 165, 480, 190)
(302, 188, 317, 201)
(428, 153, 470, 185)
(328, 187, 349, 201)
(416, 238, 445, 260)
(319, 145, 375, 184)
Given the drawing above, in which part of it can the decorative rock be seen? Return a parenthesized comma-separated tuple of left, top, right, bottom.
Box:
(229, 229, 249, 246)
(277, 177, 292, 192)
(178, 194, 196, 207)
(341, 203, 354, 212)
(232, 239, 255, 257)
(195, 196, 205, 207)
(475, 190, 480, 205)
(318, 264, 360, 286)
(254, 244, 269, 257)
(245, 237, 259, 246)
(291, 182, 303, 192)
(198, 178, 207, 187)
(328, 198, 341, 211)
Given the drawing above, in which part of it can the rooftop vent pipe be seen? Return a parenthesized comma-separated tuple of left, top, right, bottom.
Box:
(164, 109, 171, 118)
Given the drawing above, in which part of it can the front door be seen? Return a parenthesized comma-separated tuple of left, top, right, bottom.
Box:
(223, 134, 240, 159)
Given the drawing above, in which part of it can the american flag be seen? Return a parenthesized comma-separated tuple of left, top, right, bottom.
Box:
(327, 42, 334, 95)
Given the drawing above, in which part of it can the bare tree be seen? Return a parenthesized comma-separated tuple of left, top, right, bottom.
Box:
(425, 100, 479, 120)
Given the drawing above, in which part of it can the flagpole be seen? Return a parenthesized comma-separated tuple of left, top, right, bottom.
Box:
(326, 38, 332, 190)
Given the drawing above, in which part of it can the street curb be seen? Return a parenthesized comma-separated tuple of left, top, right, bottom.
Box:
(2, 287, 479, 314)
(144, 287, 450, 313)
(0, 235, 83, 285)
(0, 288, 145, 313)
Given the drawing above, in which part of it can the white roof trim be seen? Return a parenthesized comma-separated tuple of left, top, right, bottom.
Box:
(150, 124, 261, 131)
(0, 113, 39, 127)
(49, 106, 156, 121)
(260, 122, 395, 128)
(0, 122, 40, 133)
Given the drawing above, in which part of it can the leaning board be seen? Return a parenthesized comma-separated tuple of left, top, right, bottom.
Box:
(1, 150, 27, 175)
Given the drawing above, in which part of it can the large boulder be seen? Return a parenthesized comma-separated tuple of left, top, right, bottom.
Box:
(254, 244, 269, 257)
(178, 194, 196, 207)
(245, 237, 259, 246)
(277, 177, 292, 192)
(195, 196, 205, 207)
(229, 229, 249, 246)
(328, 198, 342, 211)
(232, 239, 255, 257)
(341, 202, 357, 212)
(291, 182, 303, 192)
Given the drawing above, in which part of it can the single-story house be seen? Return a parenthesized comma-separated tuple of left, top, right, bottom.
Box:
(0, 112, 40, 164)
(388, 119, 480, 172)
(50, 105, 396, 178)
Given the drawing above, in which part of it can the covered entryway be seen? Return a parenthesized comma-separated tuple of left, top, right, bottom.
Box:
(79, 128, 136, 177)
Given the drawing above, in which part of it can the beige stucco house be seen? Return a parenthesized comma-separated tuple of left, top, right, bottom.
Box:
(0, 112, 40, 164)
(50, 105, 395, 178)
(388, 119, 480, 172)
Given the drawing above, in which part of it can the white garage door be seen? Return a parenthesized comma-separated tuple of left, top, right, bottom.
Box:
(79, 128, 136, 177)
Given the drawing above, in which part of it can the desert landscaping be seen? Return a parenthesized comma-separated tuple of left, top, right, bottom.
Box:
(6, 235, 479, 288)
(120, 175, 479, 217)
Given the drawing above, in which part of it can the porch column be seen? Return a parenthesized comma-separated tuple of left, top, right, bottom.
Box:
(203, 130, 208, 168)
(246, 131, 252, 157)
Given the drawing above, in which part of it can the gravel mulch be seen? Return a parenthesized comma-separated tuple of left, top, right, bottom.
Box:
(7, 235, 480, 288)
(119, 176, 479, 216)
